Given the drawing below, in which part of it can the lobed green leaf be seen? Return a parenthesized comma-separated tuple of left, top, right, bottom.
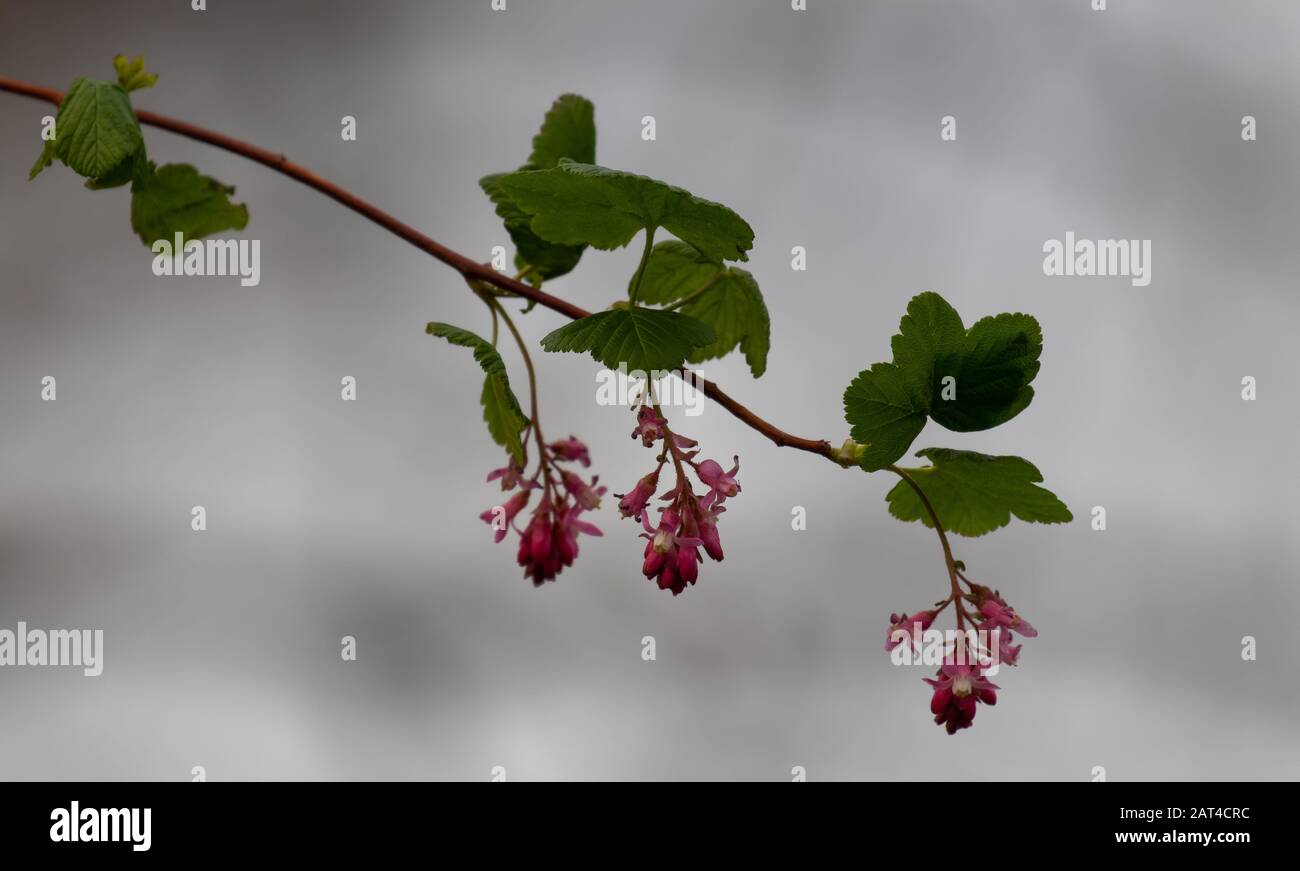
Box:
(480, 172, 586, 280)
(843, 362, 929, 472)
(34, 77, 144, 181)
(129, 163, 249, 246)
(886, 448, 1072, 537)
(478, 94, 596, 281)
(426, 323, 528, 463)
(634, 240, 771, 377)
(496, 161, 754, 264)
(889, 291, 1041, 433)
(524, 93, 596, 169)
(634, 240, 721, 306)
(539, 306, 715, 373)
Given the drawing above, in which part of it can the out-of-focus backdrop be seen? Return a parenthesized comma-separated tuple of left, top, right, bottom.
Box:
(1, 0, 1296, 780)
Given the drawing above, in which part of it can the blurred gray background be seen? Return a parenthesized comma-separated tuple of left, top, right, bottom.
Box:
(1, 0, 1297, 780)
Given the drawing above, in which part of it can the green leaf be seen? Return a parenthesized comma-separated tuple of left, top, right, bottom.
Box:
(843, 362, 929, 472)
(539, 307, 715, 373)
(886, 448, 1072, 537)
(634, 241, 770, 377)
(479, 376, 527, 465)
(890, 291, 965, 401)
(496, 161, 754, 264)
(477, 95, 596, 282)
(681, 268, 770, 377)
(930, 313, 1041, 432)
(425, 323, 528, 463)
(524, 93, 596, 169)
(113, 55, 159, 93)
(129, 163, 249, 246)
(45, 77, 145, 181)
(83, 150, 146, 190)
(480, 172, 585, 280)
(888, 292, 1042, 433)
(635, 239, 722, 305)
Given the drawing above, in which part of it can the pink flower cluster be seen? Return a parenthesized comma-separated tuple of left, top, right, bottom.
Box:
(886, 581, 1037, 735)
(616, 405, 740, 596)
(479, 435, 605, 586)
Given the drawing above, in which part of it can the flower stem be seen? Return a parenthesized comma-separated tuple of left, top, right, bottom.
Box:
(887, 464, 965, 629)
(487, 293, 549, 473)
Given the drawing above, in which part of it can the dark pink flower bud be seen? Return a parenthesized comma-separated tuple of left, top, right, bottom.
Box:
(657, 557, 683, 595)
(697, 518, 723, 561)
(642, 539, 667, 577)
(638, 508, 703, 595)
(693, 492, 727, 561)
(676, 542, 700, 587)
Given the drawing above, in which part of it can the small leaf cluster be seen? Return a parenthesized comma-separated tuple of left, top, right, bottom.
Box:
(843, 292, 1070, 536)
(30, 55, 248, 246)
(432, 94, 775, 457)
(473, 95, 770, 377)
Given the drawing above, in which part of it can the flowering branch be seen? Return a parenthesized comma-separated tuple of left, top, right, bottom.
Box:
(4, 65, 1071, 735)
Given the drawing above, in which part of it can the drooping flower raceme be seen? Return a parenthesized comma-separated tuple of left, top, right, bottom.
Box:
(480, 436, 605, 586)
(888, 580, 1036, 735)
(614, 403, 740, 596)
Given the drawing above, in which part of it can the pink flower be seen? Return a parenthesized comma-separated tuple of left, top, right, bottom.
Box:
(924, 663, 999, 735)
(557, 503, 602, 562)
(997, 631, 1022, 667)
(695, 456, 741, 501)
(687, 494, 726, 562)
(615, 469, 660, 521)
(885, 609, 936, 652)
(486, 459, 527, 491)
(548, 436, 591, 467)
(630, 405, 668, 446)
(979, 600, 1037, 638)
(671, 433, 699, 453)
(639, 508, 703, 596)
(516, 498, 602, 586)
(676, 541, 701, 588)
(480, 490, 530, 543)
(561, 471, 606, 511)
(518, 511, 558, 585)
